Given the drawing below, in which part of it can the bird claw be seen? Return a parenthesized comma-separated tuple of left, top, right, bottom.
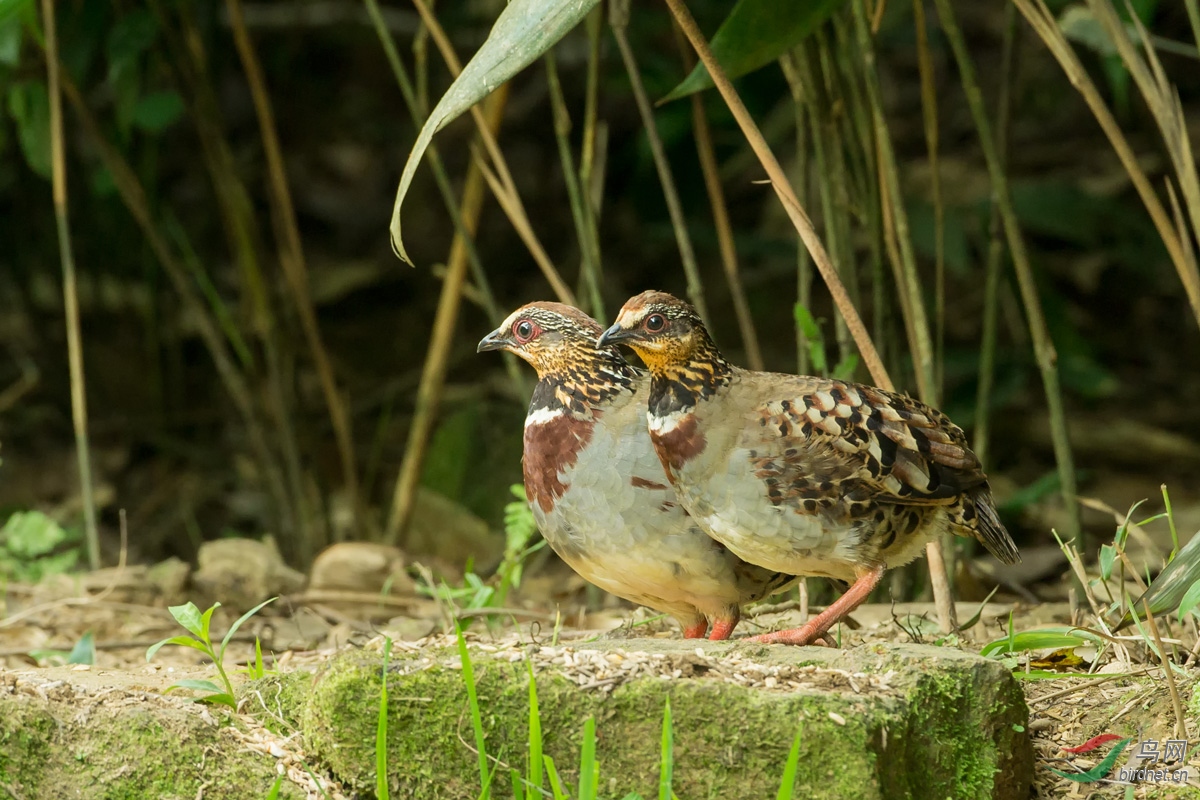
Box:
(743, 624, 834, 647)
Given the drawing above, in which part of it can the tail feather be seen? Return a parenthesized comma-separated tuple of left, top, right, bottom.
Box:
(971, 492, 1021, 565)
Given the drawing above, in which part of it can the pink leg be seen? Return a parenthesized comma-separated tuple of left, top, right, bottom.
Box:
(747, 564, 884, 646)
(708, 617, 738, 641)
(682, 620, 708, 639)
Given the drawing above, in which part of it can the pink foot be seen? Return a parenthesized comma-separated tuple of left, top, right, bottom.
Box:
(708, 618, 738, 641)
(746, 564, 884, 647)
(746, 622, 833, 647)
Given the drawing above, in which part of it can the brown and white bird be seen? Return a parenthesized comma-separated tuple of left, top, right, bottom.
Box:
(479, 302, 794, 640)
(599, 291, 1020, 646)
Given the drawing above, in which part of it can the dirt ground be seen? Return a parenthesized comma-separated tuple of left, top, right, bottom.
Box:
(2, 554, 1197, 799)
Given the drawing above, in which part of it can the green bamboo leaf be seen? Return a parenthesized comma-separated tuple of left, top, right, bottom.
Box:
(981, 627, 1090, 657)
(1178, 577, 1200, 622)
(389, 0, 600, 264)
(663, 0, 847, 103)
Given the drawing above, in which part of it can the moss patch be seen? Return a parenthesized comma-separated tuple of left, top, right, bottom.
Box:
(301, 639, 1031, 799)
(0, 670, 304, 800)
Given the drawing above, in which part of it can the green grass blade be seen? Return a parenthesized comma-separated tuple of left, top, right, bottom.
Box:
(219, 596, 277, 661)
(456, 624, 491, 793)
(527, 661, 544, 792)
(265, 775, 283, 800)
(376, 636, 392, 800)
(544, 756, 567, 800)
(658, 698, 673, 800)
(775, 726, 803, 800)
(579, 717, 598, 800)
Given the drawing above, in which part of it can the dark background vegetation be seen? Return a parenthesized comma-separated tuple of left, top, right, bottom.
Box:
(1, 0, 1198, 593)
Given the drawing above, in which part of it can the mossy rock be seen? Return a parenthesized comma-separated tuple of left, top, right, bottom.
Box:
(0, 668, 301, 800)
(301, 639, 1031, 799)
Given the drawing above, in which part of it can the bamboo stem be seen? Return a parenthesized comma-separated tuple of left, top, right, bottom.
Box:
(56, 73, 297, 543)
(663, 0, 889, 390)
(227, 0, 360, 539)
(409, 0, 575, 305)
(973, 4, 1018, 468)
(544, 49, 605, 319)
(935, 0, 1081, 548)
(41, 0, 99, 571)
(385, 87, 509, 545)
(363, 0, 526, 395)
(912, 0, 944, 394)
(1013, 0, 1199, 333)
(611, 0, 707, 322)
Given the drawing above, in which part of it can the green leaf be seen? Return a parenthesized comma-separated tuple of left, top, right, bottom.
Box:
(219, 597, 276, 660)
(132, 90, 183, 133)
(198, 602, 220, 642)
(194, 692, 237, 708)
(0, 9, 24, 66)
(167, 678, 224, 695)
(526, 661, 543, 792)
(0, 0, 34, 27)
(831, 354, 858, 382)
(579, 717, 598, 800)
(105, 9, 157, 67)
(1178, 577, 1200, 623)
(658, 698, 673, 800)
(1, 510, 69, 559)
(1012, 670, 1116, 681)
(775, 726, 803, 800)
(376, 636, 392, 800)
(67, 632, 95, 665)
(1099, 544, 1116, 581)
(792, 304, 827, 374)
(388, 0, 600, 264)
(265, 775, 284, 800)
(663, 0, 847, 103)
(167, 602, 207, 638)
(145, 634, 207, 662)
(543, 756, 567, 800)
(981, 627, 1091, 657)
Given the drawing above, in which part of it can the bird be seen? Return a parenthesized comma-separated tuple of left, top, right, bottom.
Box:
(478, 301, 795, 640)
(598, 290, 1021, 646)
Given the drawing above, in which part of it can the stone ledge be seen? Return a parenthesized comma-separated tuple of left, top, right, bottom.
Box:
(301, 638, 1032, 800)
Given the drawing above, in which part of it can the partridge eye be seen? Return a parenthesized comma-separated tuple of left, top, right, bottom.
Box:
(645, 314, 666, 332)
(513, 319, 537, 343)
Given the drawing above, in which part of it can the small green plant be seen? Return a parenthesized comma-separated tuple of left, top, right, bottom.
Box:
(376, 636, 392, 800)
(793, 304, 859, 380)
(29, 631, 95, 667)
(0, 510, 82, 582)
(146, 598, 275, 708)
(419, 485, 545, 621)
(236, 635, 272, 680)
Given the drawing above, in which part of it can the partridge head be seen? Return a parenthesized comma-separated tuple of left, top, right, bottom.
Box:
(600, 291, 1020, 646)
(479, 302, 793, 640)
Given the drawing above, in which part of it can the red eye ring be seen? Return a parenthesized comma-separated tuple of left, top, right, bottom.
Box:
(513, 318, 539, 343)
(644, 313, 666, 332)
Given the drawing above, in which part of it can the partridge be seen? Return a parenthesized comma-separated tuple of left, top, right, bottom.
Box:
(599, 291, 1020, 646)
(478, 302, 794, 640)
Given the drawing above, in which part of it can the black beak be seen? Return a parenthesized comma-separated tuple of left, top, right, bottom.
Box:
(477, 328, 511, 353)
(597, 323, 633, 348)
